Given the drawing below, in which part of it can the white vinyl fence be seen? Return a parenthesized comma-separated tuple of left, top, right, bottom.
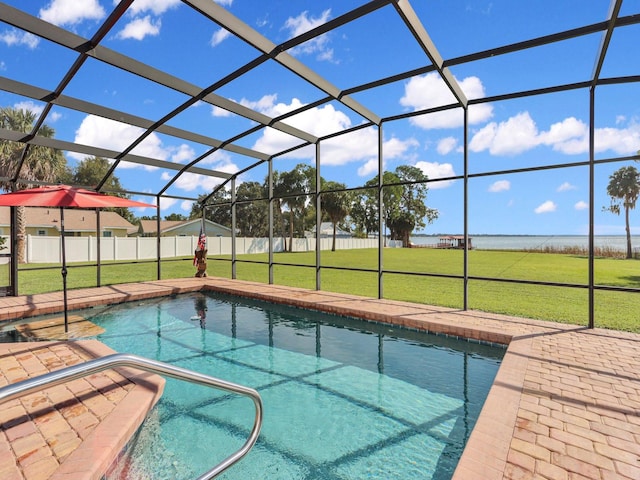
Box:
(1, 235, 402, 264)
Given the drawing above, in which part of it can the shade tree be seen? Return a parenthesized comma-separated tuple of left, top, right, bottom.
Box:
(321, 180, 351, 251)
(70, 156, 135, 223)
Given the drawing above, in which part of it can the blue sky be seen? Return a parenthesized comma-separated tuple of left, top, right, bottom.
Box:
(0, 0, 639, 235)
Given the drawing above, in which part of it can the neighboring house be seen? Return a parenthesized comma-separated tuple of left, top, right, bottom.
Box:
(306, 222, 352, 238)
(138, 218, 232, 237)
(0, 207, 137, 237)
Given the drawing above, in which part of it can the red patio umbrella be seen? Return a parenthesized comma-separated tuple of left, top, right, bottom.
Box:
(0, 185, 155, 332)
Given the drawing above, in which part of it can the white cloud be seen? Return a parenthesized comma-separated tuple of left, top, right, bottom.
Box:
(161, 171, 224, 192)
(198, 149, 237, 168)
(575, 201, 588, 210)
(113, 0, 184, 41)
(321, 128, 416, 167)
(211, 28, 231, 47)
(470, 113, 640, 157)
(488, 180, 510, 192)
(212, 106, 233, 117)
(470, 112, 539, 155)
(240, 94, 280, 114)
(357, 158, 380, 177)
(383, 137, 420, 158)
(14, 101, 44, 116)
(0, 30, 39, 49)
(557, 182, 576, 192)
(13, 101, 62, 125)
(245, 95, 421, 173)
(162, 197, 179, 210)
(414, 161, 456, 189)
(220, 94, 416, 173)
(534, 200, 556, 214)
(437, 137, 458, 155)
(593, 123, 640, 155)
(39, 0, 105, 26)
(541, 117, 586, 143)
(400, 73, 493, 129)
(131, 190, 165, 212)
(285, 9, 331, 36)
(159, 151, 238, 192)
(181, 200, 193, 212)
(170, 144, 195, 163)
(250, 96, 353, 156)
(126, 0, 181, 16)
(71, 115, 169, 167)
(157, 196, 177, 211)
(539, 117, 589, 154)
(284, 10, 334, 61)
(116, 16, 161, 40)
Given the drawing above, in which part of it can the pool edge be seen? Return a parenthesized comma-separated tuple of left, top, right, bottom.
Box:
(2, 277, 640, 480)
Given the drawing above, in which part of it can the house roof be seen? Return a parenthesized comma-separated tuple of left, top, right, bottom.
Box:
(309, 222, 351, 236)
(139, 218, 231, 235)
(0, 207, 137, 234)
(139, 219, 184, 235)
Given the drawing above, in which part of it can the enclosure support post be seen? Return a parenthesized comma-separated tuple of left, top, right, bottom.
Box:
(268, 158, 274, 285)
(156, 199, 161, 281)
(10, 206, 17, 296)
(96, 208, 101, 287)
(60, 207, 68, 332)
(588, 88, 595, 329)
(585, 0, 621, 327)
(463, 108, 469, 311)
(377, 124, 384, 300)
(315, 142, 321, 291)
(231, 177, 237, 280)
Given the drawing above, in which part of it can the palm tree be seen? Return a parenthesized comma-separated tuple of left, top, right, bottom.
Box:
(274, 165, 312, 252)
(0, 107, 67, 263)
(321, 181, 351, 252)
(604, 166, 640, 259)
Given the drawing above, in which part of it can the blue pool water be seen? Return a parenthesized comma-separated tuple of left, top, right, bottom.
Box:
(80, 292, 504, 479)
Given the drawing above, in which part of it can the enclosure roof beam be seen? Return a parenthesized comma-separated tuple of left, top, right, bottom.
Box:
(183, 0, 382, 125)
(0, 3, 315, 145)
(393, 0, 468, 109)
(591, 0, 623, 86)
(0, 128, 232, 180)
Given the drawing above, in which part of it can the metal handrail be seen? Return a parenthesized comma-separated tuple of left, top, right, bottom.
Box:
(0, 353, 263, 480)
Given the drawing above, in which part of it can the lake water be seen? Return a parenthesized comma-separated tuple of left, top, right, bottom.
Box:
(410, 235, 640, 251)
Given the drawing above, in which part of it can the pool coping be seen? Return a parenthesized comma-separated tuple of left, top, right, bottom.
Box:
(0, 340, 164, 480)
(1, 277, 639, 479)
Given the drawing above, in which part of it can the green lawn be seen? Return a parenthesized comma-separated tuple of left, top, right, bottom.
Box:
(8, 248, 640, 332)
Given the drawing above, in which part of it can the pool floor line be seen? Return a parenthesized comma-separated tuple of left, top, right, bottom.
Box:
(0, 277, 639, 479)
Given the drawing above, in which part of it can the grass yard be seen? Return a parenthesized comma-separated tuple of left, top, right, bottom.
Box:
(7, 248, 640, 332)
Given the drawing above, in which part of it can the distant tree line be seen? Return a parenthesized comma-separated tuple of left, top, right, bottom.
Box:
(190, 163, 439, 251)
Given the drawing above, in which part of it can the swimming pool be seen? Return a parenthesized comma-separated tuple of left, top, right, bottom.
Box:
(81, 292, 503, 479)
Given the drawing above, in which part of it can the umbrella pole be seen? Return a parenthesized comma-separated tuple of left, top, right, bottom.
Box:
(60, 207, 68, 333)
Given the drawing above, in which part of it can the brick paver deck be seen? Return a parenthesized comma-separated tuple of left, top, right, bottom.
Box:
(0, 277, 639, 479)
